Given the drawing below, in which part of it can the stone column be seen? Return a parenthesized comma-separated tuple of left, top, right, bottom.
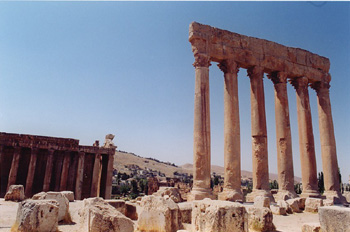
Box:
(269, 72, 297, 200)
(60, 151, 71, 191)
(7, 147, 21, 190)
(75, 151, 85, 200)
(25, 148, 39, 197)
(217, 60, 243, 202)
(246, 66, 273, 202)
(91, 152, 102, 197)
(188, 53, 214, 201)
(104, 151, 115, 199)
(291, 77, 320, 198)
(312, 80, 344, 202)
(43, 149, 55, 192)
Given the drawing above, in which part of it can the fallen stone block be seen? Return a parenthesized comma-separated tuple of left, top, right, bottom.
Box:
(126, 201, 138, 220)
(106, 199, 126, 215)
(12, 199, 59, 232)
(153, 187, 183, 203)
(297, 197, 306, 210)
(277, 200, 292, 214)
(305, 198, 323, 213)
(247, 207, 276, 232)
(270, 205, 287, 215)
(254, 196, 270, 208)
(192, 199, 248, 232)
(344, 192, 350, 203)
(178, 202, 192, 224)
(79, 197, 134, 232)
(286, 198, 301, 213)
(323, 199, 334, 206)
(301, 222, 321, 232)
(137, 195, 181, 232)
(32, 191, 71, 222)
(319, 206, 350, 232)
(5, 185, 25, 202)
(61, 191, 74, 202)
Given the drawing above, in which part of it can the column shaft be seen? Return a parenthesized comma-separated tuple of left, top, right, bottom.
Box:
(43, 149, 55, 192)
(292, 77, 319, 198)
(25, 148, 38, 197)
(60, 151, 71, 191)
(91, 152, 102, 197)
(7, 147, 21, 190)
(189, 54, 213, 201)
(270, 72, 297, 200)
(313, 81, 343, 202)
(246, 66, 272, 202)
(218, 60, 243, 201)
(75, 151, 85, 200)
(104, 152, 115, 199)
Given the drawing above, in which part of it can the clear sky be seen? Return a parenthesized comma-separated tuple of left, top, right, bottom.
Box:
(0, 2, 349, 182)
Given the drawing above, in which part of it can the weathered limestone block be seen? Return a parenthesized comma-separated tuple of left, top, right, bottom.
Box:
(301, 223, 321, 232)
(270, 205, 286, 215)
(153, 187, 183, 203)
(32, 191, 71, 222)
(192, 199, 248, 232)
(247, 207, 276, 232)
(276, 200, 292, 214)
(5, 185, 25, 202)
(297, 197, 306, 210)
(319, 206, 350, 232)
(305, 198, 323, 213)
(79, 197, 134, 232)
(137, 195, 181, 232)
(126, 201, 138, 220)
(323, 199, 334, 206)
(286, 198, 301, 213)
(12, 199, 59, 232)
(343, 192, 350, 203)
(106, 199, 126, 215)
(178, 202, 192, 224)
(254, 196, 270, 208)
(61, 191, 74, 202)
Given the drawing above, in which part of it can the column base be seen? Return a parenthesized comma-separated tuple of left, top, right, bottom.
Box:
(187, 187, 215, 201)
(246, 189, 274, 203)
(324, 190, 346, 204)
(300, 189, 320, 198)
(218, 189, 243, 202)
(274, 190, 298, 201)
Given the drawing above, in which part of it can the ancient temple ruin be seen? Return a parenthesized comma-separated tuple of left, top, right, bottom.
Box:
(0, 132, 115, 199)
(188, 22, 342, 202)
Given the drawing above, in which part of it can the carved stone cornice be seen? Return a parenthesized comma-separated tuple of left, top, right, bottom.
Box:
(193, 54, 211, 68)
(247, 66, 264, 79)
(290, 77, 309, 91)
(218, 59, 239, 74)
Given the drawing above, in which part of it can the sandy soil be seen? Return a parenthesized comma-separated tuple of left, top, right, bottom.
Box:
(0, 198, 319, 232)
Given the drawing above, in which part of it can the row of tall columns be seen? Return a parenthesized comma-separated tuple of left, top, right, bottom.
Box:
(190, 55, 343, 202)
(0, 147, 113, 200)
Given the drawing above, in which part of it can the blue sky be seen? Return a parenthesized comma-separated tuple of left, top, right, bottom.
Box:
(0, 2, 349, 182)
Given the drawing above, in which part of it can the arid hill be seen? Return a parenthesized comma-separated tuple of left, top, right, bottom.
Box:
(114, 151, 301, 182)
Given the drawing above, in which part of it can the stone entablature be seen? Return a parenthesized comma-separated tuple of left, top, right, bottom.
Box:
(0, 132, 115, 200)
(189, 22, 330, 83)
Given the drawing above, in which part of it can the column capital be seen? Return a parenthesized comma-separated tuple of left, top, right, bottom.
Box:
(268, 72, 288, 85)
(193, 54, 211, 68)
(290, 76, 309, 90)
(247, 66, 264, 79)
(218, 59, 239, 74)
(311, 81, 330, 94)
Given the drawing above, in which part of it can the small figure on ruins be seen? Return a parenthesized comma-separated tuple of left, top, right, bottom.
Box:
(103, 134, 116, 148)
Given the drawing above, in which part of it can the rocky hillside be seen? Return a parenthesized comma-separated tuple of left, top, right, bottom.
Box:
(114, 150, 301, 182)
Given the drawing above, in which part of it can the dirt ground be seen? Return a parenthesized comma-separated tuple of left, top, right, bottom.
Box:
(0, 198, 319, 232)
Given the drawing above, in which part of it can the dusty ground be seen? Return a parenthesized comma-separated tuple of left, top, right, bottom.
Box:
(0, 198, 319, 232)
